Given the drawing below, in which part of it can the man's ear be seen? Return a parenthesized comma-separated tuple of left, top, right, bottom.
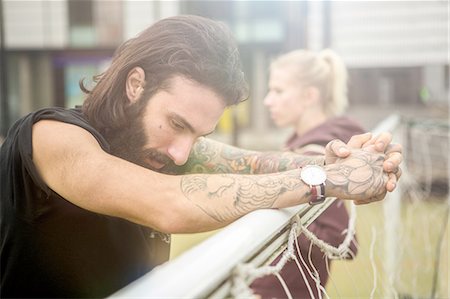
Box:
(126, 67, 146, 104)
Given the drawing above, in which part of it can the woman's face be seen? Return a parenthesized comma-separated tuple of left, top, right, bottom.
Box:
(263, 67, 307, 128)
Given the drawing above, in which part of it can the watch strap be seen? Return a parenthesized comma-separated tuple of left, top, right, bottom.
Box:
(309, 183, 326, 205)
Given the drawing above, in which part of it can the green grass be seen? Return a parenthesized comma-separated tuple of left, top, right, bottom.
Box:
(327, 199, 449, 299)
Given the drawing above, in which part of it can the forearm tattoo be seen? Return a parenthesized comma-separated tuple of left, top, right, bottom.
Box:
(326, 151, 386, 199)
(180, 171, 304, 222)
(167, 138, 324, 175)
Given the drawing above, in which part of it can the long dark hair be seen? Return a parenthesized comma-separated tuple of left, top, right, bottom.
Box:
(81, 15, 249, 135)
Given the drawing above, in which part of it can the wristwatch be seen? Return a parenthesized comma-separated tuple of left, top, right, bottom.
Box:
(300, 165, 327, 205)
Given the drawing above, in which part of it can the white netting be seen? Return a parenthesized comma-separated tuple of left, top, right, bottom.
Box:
(231, 203, 357, 299)
(230, 116, 449, 299)
(109, 115, 449, 299)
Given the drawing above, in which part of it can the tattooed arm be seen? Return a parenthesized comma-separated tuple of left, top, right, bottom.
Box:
(164, 133, 402, 184)
(33, 121, 389, 235)
(177, 148, 388, 231)
(163, 137, 324, 175)
(179, 170, 307, 224)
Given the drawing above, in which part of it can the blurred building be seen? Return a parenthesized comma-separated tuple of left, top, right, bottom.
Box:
(1, 1, 448, 148)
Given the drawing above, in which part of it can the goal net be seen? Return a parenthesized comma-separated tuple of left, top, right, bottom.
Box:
(110, 114, 449, 299)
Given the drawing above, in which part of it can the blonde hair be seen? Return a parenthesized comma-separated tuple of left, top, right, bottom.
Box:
(270, 48, 348, 116)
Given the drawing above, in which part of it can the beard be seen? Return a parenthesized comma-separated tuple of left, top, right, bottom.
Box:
(106, 113, 174, 173)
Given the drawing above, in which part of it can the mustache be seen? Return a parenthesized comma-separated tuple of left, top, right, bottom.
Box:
(142, 148, 172, 166)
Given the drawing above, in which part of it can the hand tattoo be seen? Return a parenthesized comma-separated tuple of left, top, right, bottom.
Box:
(326, 151, 386, 200)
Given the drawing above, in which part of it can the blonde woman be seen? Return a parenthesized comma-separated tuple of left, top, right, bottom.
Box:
(252, 49, 364, 298)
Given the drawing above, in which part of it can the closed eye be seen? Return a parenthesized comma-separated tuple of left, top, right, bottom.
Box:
(171, 119, 185, 131)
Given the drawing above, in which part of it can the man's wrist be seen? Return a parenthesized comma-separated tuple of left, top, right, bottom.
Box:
(300, 165, 327, 205)
(322, 165, 337, 199)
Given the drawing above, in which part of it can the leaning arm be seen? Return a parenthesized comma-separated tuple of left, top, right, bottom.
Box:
(31, 121, 312, 233)
(172, 134, 403, 195)
(164, 137, 324, 175)
(32, 121, 387, 234)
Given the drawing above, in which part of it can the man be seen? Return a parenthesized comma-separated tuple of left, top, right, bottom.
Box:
(0, 15, 402, 298)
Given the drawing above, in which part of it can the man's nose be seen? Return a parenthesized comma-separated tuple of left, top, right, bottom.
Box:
(167, 137, 194, 166)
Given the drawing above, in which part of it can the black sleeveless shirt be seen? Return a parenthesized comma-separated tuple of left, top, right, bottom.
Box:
(0, 108, 169, 298)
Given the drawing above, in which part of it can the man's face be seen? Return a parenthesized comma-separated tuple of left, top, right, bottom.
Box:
(110, 76, 225, 171)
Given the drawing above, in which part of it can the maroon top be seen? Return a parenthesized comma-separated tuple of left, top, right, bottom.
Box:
(251, 116, 365, 299)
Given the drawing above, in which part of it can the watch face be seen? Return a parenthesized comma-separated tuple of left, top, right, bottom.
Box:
(300, 165, 327, 185)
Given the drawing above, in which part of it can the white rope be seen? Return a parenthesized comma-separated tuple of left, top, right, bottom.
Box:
(231, 199, 358, 298)
(231, 221, 300, 298)
(294, 236, 318, 299)
(299, 200, 357, 260)
(369, 226, 378, 299)
(307, 242, 323, 298)
(275, 272, 293, 299)
(295, 236, 331, 299)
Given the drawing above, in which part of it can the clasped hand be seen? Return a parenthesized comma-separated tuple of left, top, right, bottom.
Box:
(324, 132, 403, 205)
